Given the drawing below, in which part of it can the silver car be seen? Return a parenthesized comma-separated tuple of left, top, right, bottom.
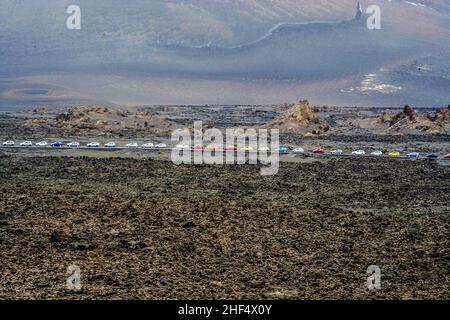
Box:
(67, 141, 80, 148)
(330, 149, 344, 155)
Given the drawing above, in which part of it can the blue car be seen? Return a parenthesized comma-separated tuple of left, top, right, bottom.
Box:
(275, 147, 289, 153)
(50, 142, 64, 148)
(426, 153, 439, 159)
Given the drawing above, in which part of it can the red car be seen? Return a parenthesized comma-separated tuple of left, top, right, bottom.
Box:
(444, 154, 450, 159)
(224, 146, 238, 151)
(192, 145, 205, 150)
(312, 148, 325, 154)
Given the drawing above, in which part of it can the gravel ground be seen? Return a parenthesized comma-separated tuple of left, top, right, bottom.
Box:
(0, 155, 449, 299)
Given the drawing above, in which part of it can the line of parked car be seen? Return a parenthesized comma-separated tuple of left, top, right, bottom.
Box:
(2, 140, 449, 159)
(319, 149, 446, 159)
(179, 144, 291, 153)
(1, 140, 167, 149)
(310, 148, 446, 158)
(175, 145, 449, 158)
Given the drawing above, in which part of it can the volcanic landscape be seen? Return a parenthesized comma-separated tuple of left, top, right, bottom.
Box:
(0, 103, 448, 299)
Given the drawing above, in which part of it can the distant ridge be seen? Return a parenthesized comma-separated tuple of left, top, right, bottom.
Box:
(169, 1, 366, 51)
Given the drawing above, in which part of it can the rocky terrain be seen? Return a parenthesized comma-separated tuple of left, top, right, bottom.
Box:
(0, 155, 448, 299)
(1, 104, 448, 156)
(54, 106, 175, 136)
(270, 102, 450, 136)
(1, 106, 176, 139)
(269, 100, 331, 136)
(379, 105, 450, 134)
(0, 102, 448, 300)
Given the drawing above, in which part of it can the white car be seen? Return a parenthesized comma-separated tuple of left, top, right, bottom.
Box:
(67, 141, 80, 148)
(2, 140, 14, 146)
(352, 150, 366, 155)
(126, 142, 139, 148)
(155, 143, 167, 148)
(371, 151, 383, 156)
(176, 144, 190, 149)
(86, 142, 100, 148)
(258, 147, 270, 151)
(141, 143, 154, 149)
(292, 148, 305, 153)
(35, 141, 48, 147)
(330, 149, 344, 155)
(104, 142, 116, 148)
(20, 141, 33, 147)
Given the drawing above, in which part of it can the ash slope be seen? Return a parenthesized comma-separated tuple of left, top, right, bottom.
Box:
(1, 0, 450, 107)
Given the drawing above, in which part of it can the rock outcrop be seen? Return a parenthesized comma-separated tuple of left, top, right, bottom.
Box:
(53, 106, 175, 136)
(355, 1, 363, 21)
(381, 105, 418, 126)
(379, 105, 449, 134)
(269, 100, 330, 135)
(57, 106, 163, 127)
(426, 105, 450, 125)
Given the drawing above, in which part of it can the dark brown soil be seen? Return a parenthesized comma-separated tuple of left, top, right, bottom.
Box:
(0, 155, 449, 299)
